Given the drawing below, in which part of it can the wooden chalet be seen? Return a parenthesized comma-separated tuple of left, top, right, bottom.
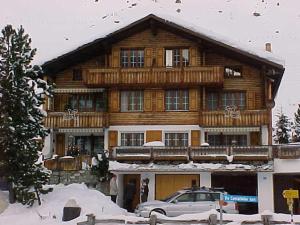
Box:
(41, 14, 300, 214)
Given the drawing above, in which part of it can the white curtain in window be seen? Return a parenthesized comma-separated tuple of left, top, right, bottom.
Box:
(121, 91, 129, 112)
(165, 50, 173, 67)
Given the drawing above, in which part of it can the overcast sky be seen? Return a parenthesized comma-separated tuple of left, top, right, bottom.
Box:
(1, 0, 300, 121)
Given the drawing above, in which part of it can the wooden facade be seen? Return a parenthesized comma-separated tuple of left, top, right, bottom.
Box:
(42, 14, 285, 164)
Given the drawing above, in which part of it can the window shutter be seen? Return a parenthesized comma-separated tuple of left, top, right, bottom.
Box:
(189, 89, 198, 111)
(189, 47, 197, 66)
(156, 90, 165, 112)
(56, 134, 65, 156)
(108, 131, 118, 150)
(165, 49, 173, 67)
(144, 90, 152, 112)
(250, 132, 260, 145)
(111, 48, 120, 67)
(146, 130, 162, 142)
(145, 48, 153, 67)
(109, 90, 120, 112)
(156, 48, 164, 67)
(191, 130, 200, 147)
(247, 91, 255, 110)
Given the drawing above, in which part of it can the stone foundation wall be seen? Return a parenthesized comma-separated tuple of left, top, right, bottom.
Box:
(49, 170, 109, 195)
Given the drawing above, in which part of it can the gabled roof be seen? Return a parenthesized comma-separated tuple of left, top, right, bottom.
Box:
(42, 14, 284, 95)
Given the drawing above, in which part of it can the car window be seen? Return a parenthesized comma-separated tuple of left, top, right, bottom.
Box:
(211, 193, 221, 200)
(175, 193, 194, 202)
(162, 192, 180, 202)
(195, 192, 213, 201)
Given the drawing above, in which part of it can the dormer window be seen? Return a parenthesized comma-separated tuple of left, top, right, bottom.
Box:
(224, 66, 242, 78)
(165, 48, 189, 67)
(121, 49, 144, 68)
(72, 69, 83, 81)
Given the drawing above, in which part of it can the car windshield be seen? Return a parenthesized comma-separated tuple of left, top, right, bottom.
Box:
(162, 192, 180, 202)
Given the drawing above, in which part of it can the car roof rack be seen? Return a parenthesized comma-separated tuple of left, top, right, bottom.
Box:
(183, 186, 226, 192)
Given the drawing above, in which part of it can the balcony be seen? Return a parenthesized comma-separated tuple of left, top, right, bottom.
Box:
(84, 66, 224, 87)
(200, 110, 269, 127)
(276, 145, 300, 159)
(44, 155, 92, 171)
(44, 112, 109, 128)
(112, 146, 274, 162)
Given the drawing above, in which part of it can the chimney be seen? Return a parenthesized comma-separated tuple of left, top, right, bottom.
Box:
(265, 43, 272, 52)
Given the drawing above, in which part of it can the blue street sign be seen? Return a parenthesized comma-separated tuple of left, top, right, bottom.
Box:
(223, 194, 258, 203)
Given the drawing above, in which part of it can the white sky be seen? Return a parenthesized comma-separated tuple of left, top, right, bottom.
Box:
(1, 0, 300, 120)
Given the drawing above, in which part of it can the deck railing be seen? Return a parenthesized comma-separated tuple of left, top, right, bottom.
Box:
(112, 145, 300, 162)
(85, 66, 224, 87)
(44, 112, 109, 128)
(200, 110, 269, 126)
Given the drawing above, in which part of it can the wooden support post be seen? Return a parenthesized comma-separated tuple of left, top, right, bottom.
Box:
(208, 214, 217, 225)
(149, 214, 157, 225)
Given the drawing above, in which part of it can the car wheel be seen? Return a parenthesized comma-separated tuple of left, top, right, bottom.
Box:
(150, 208, 166, 216)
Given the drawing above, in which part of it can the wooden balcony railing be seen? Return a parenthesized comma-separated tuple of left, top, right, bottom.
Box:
(277, 145, 300, 159)
(85, 66, 224, 87)
(200, 110, 269, 127)
(112, 146, 277, 162)
(44, 112, 109, 128)
(44, 155, 92, 171)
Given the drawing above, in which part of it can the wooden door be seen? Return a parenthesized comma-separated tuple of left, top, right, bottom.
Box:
(56, 133, 65, 156)
(123, 174, 141, 210)
(155, 174, 199, 200)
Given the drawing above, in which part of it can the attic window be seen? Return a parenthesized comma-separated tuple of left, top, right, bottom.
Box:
(73, 69, 83, 81)
(224, 66, 242, 78)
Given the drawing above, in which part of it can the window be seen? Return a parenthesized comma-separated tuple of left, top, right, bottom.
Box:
(206, 92, 246, 110)
(165, 48, 189, 67)
(121, 133, 144, 146)
(121, 49, 144, 68)
(175, 193, 194, 203)
(165, 90, 189, 111)
(208, 134, 247, 146)
(165, 133, 188, 147)
(222, 92, 246, 110)
(207, 93, 218, 111)
(67, 93, 105, 112)
(224, 66, 242, 78)
(195, 193, 212, 202)
(120, 91, 143, 112)
(73, 69, 83, 81)
(67, 135, 104, 156)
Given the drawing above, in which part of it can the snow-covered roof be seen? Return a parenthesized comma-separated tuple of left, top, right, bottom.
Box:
(42, 13, 284, 72)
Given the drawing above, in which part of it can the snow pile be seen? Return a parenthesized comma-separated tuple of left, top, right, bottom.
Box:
(0, 183, 126, 225)
(109, 161, 273, 172)
(143, 141, 165, 147)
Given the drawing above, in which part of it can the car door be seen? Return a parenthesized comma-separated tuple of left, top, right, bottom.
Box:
(165, 193, 195, 216)
(192, 192, 216, 213)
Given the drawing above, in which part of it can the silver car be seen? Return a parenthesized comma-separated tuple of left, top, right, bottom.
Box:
(135, 188, 239, 217)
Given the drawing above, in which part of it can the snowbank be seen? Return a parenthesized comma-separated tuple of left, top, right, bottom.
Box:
(0, 183, 126, 225)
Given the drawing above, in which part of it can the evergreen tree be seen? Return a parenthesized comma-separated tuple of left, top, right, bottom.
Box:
(0, 25, 53, 206)
(91, 151, 109, 181)
(273, 111, 291, 144)
(293, 104, 300, 142)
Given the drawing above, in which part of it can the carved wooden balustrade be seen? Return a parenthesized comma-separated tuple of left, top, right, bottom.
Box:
(85, 66, 224, 87)
(44, 112, 109, 128)
(200, 110, 269, 127)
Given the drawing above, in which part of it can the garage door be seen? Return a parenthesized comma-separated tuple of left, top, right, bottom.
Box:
(155, 174, 199, 200)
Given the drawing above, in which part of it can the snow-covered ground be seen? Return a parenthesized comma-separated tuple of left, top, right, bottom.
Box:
(0, 183, 300, 225)
(0, 184, 126, 225)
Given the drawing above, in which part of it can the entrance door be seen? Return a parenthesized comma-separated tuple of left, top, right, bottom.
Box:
(155, 174, 199, 200)
(123, 174, 140, 211)
(56, 134, 65, 156)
